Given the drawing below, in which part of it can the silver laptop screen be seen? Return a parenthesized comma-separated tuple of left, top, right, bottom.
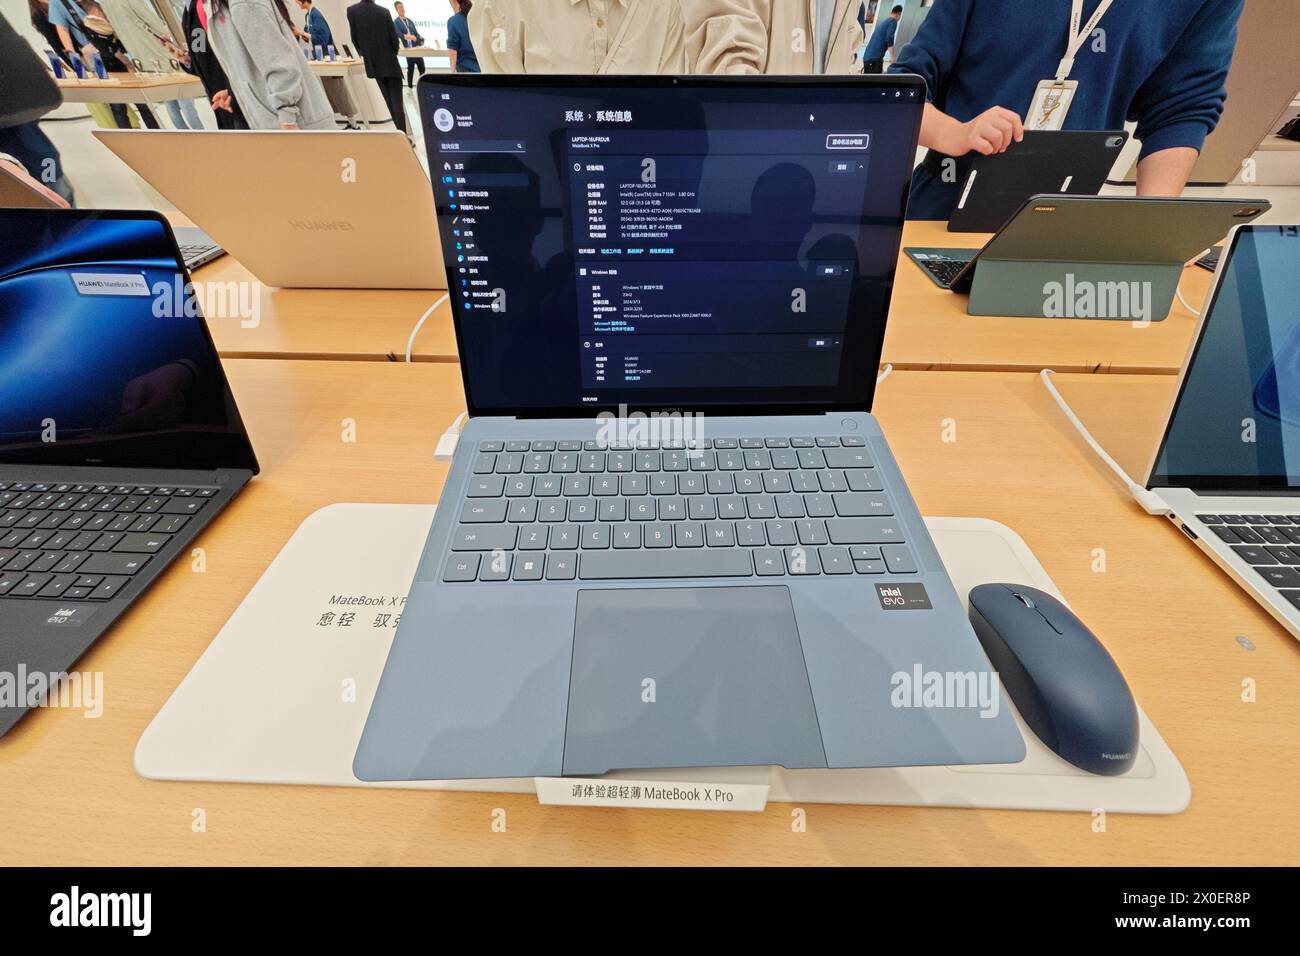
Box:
(1150, 225, 1300, 490)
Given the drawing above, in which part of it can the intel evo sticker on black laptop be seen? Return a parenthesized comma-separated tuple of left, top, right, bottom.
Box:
(875, 583, 932, 610)
(43, 607, 97, 627)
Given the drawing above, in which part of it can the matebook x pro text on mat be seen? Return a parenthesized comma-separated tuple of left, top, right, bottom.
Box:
(353, 75, 1025, 781)
(1146, 225, 1300, 640)
(0, 209, 258, 738)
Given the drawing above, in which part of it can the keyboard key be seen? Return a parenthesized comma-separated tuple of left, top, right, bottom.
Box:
(81, 552, 151, 576)
(450, 526, 517, 551)
(785, 547, 821, 575)
(820, 546, 853, 574)
(36, 574, 77, 598)
(581, 525, 611, 549)
(0, 571, 25, 594)
(612, 524, 641, 548)
(579, 549, 752, 579)
(460, 499, 508, 523)
(882, 545, 918, 574)
(674, 522, 704, 547)
(89, 576, 129, 600)
(754, 548, 784, 575)
(1231, 545, 1276, 566)
(160, 498, 204, 515)
(153, 515, 190, 535)
(825, 448, 873, 468)
(518, 526, 548, 550)
(13, 573, 53, 596)
(1256, 566, 1300, 589)
(833, 492, 893, 517)
(546, 553, 577, 580)
(765, 520, 797, 546)
(1265, 546, 1300, 565)
(549, 524, 579, 549)
(826, 518, 905, 545)
(479, 440, 504, 452)
(512, 554, 544, 580)
(443, 554, 480, 582)
(479, 553, 512, 581)
(1209, 525, 1241, 543)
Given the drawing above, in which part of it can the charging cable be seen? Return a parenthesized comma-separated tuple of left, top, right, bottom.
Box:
(406, 293, 449, 363)
(435, 411, 467, 461)
(1039, 369, 1170, 515)
(876, 363, 893, 386)
(1175, 248, 1214, 318)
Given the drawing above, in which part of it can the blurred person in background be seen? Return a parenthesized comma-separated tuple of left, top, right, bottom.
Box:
(293, 0, 361, 127)
(1, 11, 74, 205)
(393, 1, 425, 85)
(203, 0, 336, 129)
(180, 0, 247, 128)
(347, 0, 407, 133)
(685, 0, 864, 74)
(444, 0, 478, 73)
(472, 0, 684, 74)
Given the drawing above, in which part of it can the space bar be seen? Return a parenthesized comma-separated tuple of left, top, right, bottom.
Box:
(579, 550, 753, 579)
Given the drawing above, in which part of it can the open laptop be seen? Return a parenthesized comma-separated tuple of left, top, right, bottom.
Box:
(1146, 224, 1300, 640)
(353, 74, 1026, 781)
(92, 130, 446, 290)
(906, 195, 1269, 319)
(0, 208, 258, 738)
(945, 130, 1128, 233)
(2, 162, 225, 272)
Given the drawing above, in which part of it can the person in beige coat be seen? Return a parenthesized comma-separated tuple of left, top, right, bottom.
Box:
(685, 0, 864, 74)
(471, 0, 685, 74)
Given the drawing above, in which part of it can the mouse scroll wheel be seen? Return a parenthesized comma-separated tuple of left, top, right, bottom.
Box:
(1012, 592, 1036, 609)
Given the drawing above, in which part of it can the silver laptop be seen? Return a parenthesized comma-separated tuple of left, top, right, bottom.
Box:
(92, 130, 445, 290)
(1148, 224, 1300, 639)
(352, 74, 1025, 780)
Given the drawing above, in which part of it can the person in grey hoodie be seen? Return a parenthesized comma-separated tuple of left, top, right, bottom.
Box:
(203, 0, 335, 129)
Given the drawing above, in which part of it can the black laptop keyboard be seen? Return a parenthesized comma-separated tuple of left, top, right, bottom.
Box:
(1199, 513, 1300, 609)
(444, 436, 920, 583)
(918, 257, 967, 287)
(0, 481, 215, 601)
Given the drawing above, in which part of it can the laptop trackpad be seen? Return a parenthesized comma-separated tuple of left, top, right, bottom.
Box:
(562, 586, 828, 775)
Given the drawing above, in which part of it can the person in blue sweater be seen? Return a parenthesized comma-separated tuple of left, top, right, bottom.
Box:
(890, 0, 1244, 220)
(294, 0, 335, 53)
(863, 4, 901, 71)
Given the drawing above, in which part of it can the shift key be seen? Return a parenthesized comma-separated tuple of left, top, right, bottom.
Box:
(450, 525, 517, 551)
(826, 517, 906, 545)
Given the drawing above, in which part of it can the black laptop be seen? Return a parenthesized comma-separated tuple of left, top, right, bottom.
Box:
(0, 208, 258, 737)
(945, 130, 1128, 233)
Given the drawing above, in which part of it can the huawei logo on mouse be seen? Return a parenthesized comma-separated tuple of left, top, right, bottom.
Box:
(288, 219, 355, 232)
(1101, 752, 1132, 761)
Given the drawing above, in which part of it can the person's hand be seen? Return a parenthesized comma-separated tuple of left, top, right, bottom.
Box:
(280, 122, 299, 130)
(0, 157, 69, 208)
(405, 33, 416, 42)
(211, 89, 233, 112)
(939, 106, 1024, 157)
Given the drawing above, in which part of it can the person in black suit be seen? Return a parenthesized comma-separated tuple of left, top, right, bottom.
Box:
(392, 2, 424, 88)
(347, 0, 406, 134)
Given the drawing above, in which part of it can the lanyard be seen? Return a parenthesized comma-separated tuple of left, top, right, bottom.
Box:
(1056, 0, 1114, 81)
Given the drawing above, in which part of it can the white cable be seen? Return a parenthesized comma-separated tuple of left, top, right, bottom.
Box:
(435, 411, 467, 460)
(1039, 369, 1170, 515)
(405, 293, 449, 363)
(876, 363, 893, 385)
(1175, 285, 1200, 317)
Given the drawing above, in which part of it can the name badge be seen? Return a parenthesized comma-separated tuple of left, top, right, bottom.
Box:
(1026, 78, 1078, 131)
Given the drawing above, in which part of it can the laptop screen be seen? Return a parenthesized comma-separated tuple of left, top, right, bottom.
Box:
(0, 210, 257, 472)
(420, 75, 924, 416)
(1149, 225, 1300, 490)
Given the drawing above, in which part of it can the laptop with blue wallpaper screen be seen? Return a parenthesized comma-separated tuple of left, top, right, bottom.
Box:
(0, 208, 257, 738)
(354, 75, 1027, 781)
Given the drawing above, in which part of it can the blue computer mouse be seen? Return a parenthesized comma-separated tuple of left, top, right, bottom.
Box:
(968, 584, 1139, 776)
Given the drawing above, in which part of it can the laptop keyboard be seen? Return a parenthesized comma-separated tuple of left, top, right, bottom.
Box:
(1199, 513, 1300, 610)
(0, 481, 215, 601)
(918, 257, 967, 287)
(444, 436, 920, 583)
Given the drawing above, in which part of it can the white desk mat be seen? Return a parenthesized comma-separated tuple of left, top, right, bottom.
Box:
(136, 505, 1190, 813)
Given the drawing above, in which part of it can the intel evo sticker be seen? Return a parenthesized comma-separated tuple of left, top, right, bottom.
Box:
(44, 607, 97, 627)
(875, 583, 932, 610)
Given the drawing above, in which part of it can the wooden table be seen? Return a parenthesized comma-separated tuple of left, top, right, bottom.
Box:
(884, 221, 1211, 374)
(192, 221, 1207, 373)
(193, 253, 457, 363)
(56, 73, 204, 106)
(3, 362, 1296, 865)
